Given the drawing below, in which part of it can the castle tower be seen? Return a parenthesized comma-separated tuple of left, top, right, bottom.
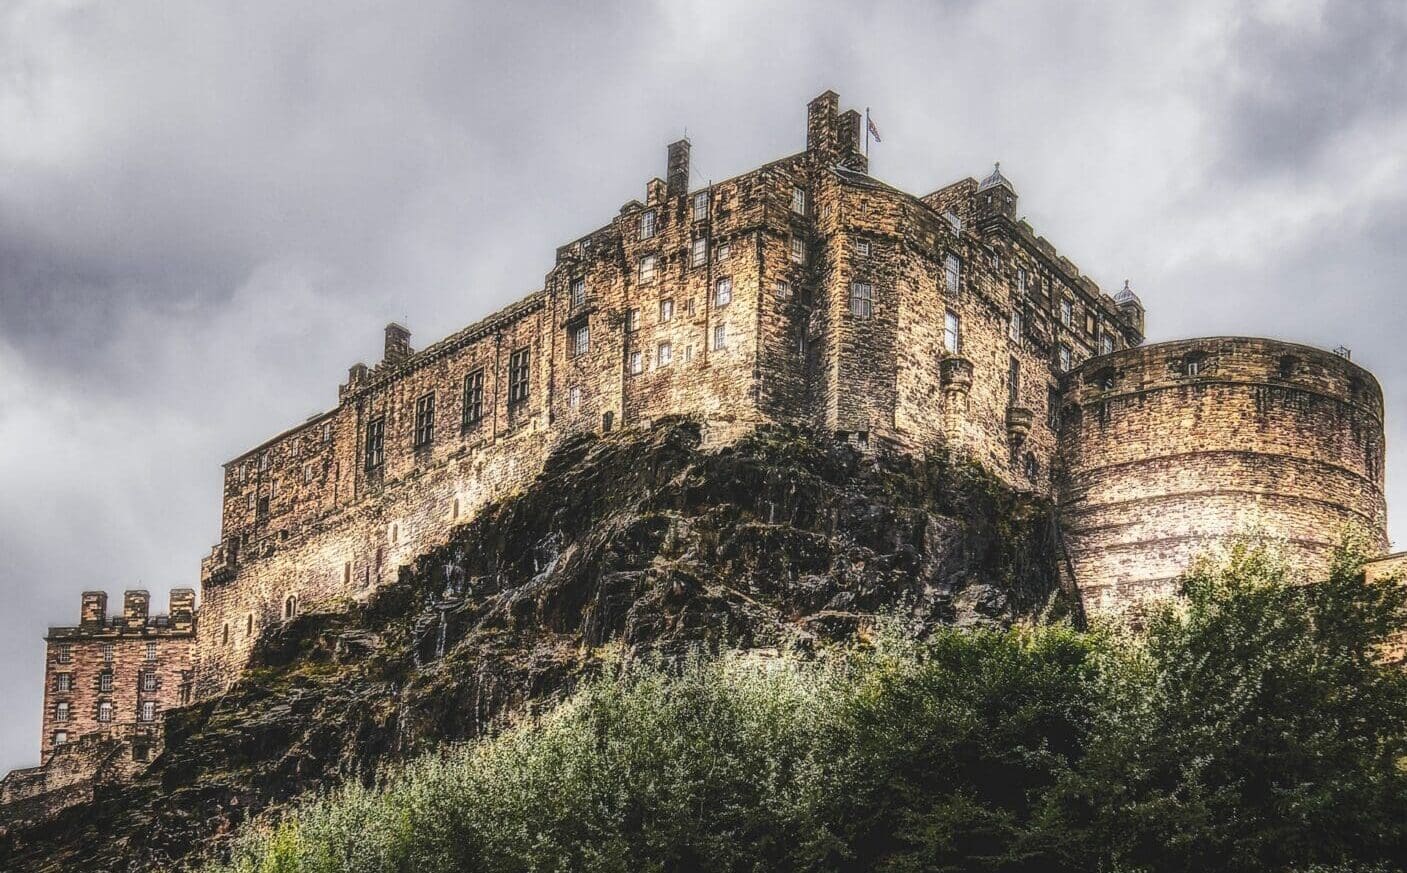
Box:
(1113, 280, 1145, 340)
(974, 163, 1017, 223)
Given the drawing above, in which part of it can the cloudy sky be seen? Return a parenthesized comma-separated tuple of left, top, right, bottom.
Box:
(2, 0, 1405, 770)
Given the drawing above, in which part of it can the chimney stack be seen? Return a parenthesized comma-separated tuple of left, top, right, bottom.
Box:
(124, 590, 150, 626)
(836, 109, 867, 173)
(80, 592, 108, 629)
(383, 323, 412, 365)
(169, 589, 196, 629)
(806, 91, 840, 161)
(666, 139, 691, 199)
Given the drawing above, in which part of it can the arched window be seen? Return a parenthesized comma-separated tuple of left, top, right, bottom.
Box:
(284, 596, 298, 620)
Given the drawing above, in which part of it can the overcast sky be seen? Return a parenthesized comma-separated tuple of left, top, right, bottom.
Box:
(2, 0, 1405, 772)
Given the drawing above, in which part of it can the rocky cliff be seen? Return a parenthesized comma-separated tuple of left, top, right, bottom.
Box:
(0, 419, 1070, 871)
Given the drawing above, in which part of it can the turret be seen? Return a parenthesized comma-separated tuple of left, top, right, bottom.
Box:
(974, 162, 1017, 223)
(1113, 280, 1145, 340)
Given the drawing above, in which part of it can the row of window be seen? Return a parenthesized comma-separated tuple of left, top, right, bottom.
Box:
(233, 421, 334, 485)
(53, 641, 159, 664)
(51, 670, 160, 694)
(634, 185, 806, 245)
(51, 699, 159, 727)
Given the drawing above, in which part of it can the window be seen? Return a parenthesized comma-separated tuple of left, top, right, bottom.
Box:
(139, 701, 155, 723)
(715, 277, 732, 306)
(1185, 358, 1202, 377)
(943, 310, 961, 355)
(693, 191, 708, 220)
(54, 701, 69, 722)
(569, 386, 581, 409)
(1058, 344, 1072, 372)
(247, 493, 255, 511)
(99, 672, 113, 693)
(856, 239, 870, 257)
(304, 464, 314, 484)
(657, 342, 672, 367)
(1009, 357, 1021, 406)
(1024, 453, 1040, 480)
(102, 643, 114, 664)
(364, 417, 385, 473)
(343, 562, 352, 585)
(55, 673, 72, 692)
(247, 614, 254, 636)
(570, 277, 586, 308)
(259, 453, 269, 471)
(53, 730, 68, 747)
(715, 243, 731, 262)
(639, 255, 657, 282)
(790, 235, 806, 264)
(691, 237, 707, 266)
(413, 394, 435, 448)
(285, 595, 298, 619)
(944, 254, 961, 295)
(1017, 269, 1027, 294)
(626, 309, 640, 333)
(849, 282, 873, 318)
(989, 251, 1000, 269)
(1009, 310, 1023, 344)
(462, 369, 484, 428)
(713, 324, 728, 350)
(659, 299, 674, 322)
(638, 209, 656, 240)
(322, 422, 332, 443)
(602, 411, 614, 432)
(1048, 387, 1061, 429)
(1099, 333, 1115, 356)
(57, 644, 72, 664)
(684, 344, 695, 363)
(630, 351, 644, 375)
(239, 465, 247, 484)
(145, 641, 157, 662)
(1086, 312, 1096, 335)
(791, 186, 806, 214)
(1060, 298, 1073, 327)
(222, 623, 230, 645)
(775, 280, 792, 300)
(572, 324, 590, 356)
(142, 671, 157, 692)
(508, 348, 531, 405)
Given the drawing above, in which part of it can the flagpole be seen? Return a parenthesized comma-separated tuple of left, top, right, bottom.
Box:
(865, 107, 870, 157)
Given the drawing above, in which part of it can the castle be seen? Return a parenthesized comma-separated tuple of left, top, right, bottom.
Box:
(4, 91, 1398, 803)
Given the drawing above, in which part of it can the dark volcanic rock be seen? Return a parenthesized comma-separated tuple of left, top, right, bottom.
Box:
(0, 420, 1071, 871)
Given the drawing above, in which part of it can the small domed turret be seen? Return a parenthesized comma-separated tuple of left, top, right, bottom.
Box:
(974, 162, 1017, 222)
(1114, 279, 1145, 339)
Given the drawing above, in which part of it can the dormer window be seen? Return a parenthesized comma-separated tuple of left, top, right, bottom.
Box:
(638, 210, 656, 240)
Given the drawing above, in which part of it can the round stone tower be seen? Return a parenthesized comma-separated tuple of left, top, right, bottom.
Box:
(1058, 337, 1387, 614)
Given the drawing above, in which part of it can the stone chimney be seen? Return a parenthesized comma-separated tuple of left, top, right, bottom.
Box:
(806, 90, 840, 161)
(836, 109, 867, 173)
(383, 323, 412, 365)
(80, 591, 108, 628)
(123, 590, 150, 626)
(169, 589, 196, 630)
(666, 139, 691, 199)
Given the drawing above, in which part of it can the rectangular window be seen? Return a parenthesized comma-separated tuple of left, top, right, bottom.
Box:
(570, 277, 586, 308)
(849, 282, 873, 318)
(684, 345, 695, 363)
(943, 310, 961, 355)
(775, 280, 791, 300)
(99, 672, 113, 693)
(142, 671, 157, 692)
(569, 386, 581, 409)
(322, 422, 332, 443)
(791, 186, 806, 214)
(1017, 268, 1027, 294)
(462, 369, 484, 428)
(102, 643, 113, 664)
(1058, 344, 1072, 372)
(715, 277, 732, 307)
(145, 641, 156, 662)
(790, 235, 805, 264)
(1009, 310, 1023, 344)
(139, 701, 155, 723)
(944, 254, 961, 295)
(572, 324, 590, 356)
(1100, 333, 1115, 356)
(508, 348, 531, 405)
(856, 239, 870, 257)
(713, 323, 728, 350)
(691, 237, 707, 267)
(1048, 387, 1061, 429)
(55, 673, 72, 692)
(657, 341, 672, 367)
(364, 417, 385, 472)
(53, 730, 68, 747)
(1009, 356, 1021, 406)
(57, 644, 72, 664)
(639, 255, 657, 283)
(629, 351, 644, 375)
(1060, 298, 1073, 327)
(54, 701, 69, 722)
(304, 464, 314, 484)
(1086, 312, 1096, 335)
(626, 308, 640, 333)
(638, 209, 656, 240)
(693, 191, 708, 221)
(715, 243, 731, 262)
(659, 299, 674, 322)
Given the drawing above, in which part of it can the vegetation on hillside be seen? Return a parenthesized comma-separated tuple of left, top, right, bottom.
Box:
(207, 543, 1407, 873)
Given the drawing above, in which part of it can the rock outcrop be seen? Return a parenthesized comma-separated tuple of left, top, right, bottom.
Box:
(0, 420, 1068, 871)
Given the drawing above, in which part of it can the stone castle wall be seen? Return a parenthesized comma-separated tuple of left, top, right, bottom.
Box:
(1059, 337, 1389, 613)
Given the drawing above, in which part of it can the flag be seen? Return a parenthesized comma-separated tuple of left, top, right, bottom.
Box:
(866, 113, 882, 143)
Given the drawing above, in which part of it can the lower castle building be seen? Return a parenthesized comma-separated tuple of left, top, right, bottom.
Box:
(3, 91, 1397, 799)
